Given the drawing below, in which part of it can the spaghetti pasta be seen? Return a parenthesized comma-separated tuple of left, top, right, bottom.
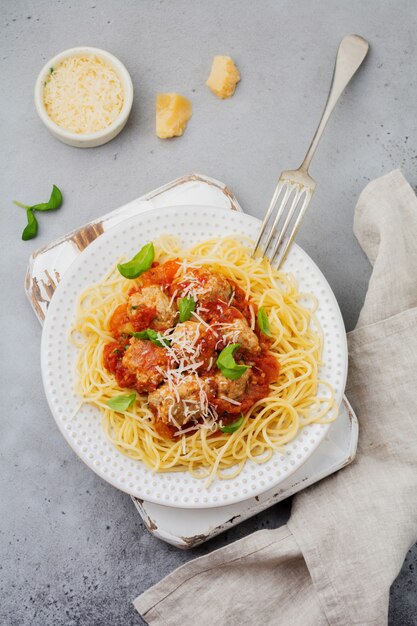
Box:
(71, 236, 337, 485)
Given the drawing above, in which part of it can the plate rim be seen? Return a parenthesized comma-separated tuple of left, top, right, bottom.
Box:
(41, 204, 348, 508)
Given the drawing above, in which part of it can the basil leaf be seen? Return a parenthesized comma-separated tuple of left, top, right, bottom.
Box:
(147, 329, 170, 347)
(117, 242, 154, 279)
(130, 330, 149, 339)
(21, 208, 38, 241)
(220, 415, 245, 434)
(31, 185, 63, 211)
(106, 393, 136, 411)
(14, 185, 63, 240)
(216, 344, 249, 380)
(257, 307, 271, 336)
(178, 296, 196, 322)
(130, 329, 170, 348)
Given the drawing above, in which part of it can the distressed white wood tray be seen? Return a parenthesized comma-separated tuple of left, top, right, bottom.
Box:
(26, 172, 358, 548)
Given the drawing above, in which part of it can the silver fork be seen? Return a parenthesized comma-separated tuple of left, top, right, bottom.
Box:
(253, 34, 369, 267)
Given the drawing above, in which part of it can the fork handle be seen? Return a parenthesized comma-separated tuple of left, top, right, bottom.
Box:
(299, 35, 369, 172)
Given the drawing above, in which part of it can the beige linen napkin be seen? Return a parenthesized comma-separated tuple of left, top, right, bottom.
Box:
(134, 170, 417, 626)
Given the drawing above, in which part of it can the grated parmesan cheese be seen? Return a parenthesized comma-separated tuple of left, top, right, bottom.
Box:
(220, 395, 242, 406)
(43, 55, 124, 134)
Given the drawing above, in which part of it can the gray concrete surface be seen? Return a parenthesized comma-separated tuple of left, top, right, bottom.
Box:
(1, 0, 416, 624)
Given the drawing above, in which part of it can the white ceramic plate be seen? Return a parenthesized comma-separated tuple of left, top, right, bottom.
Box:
(41, 206, 347, 508)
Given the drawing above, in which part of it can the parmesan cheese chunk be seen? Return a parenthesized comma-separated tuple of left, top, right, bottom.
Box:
(43, 55, 124, 134)
(156, 93, 192, 139)
(206, 56, 240, 99)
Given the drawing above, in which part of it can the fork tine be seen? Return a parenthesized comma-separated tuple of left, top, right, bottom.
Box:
(261, 184, 291, 253)
(272, 187, 313, 268)
(253, 169, 315, 267)
(268, 186, 302, 259)
(252, 181, 285, 257)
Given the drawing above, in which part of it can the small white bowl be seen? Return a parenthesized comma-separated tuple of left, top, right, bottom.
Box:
(34, 46, 134, 148)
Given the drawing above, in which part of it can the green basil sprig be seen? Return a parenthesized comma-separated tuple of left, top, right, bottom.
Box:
(178, 296, 196, 322)
(220, 415, 245, 433)
(130, 329, 171, 348)
(22, 209, 38, 241)
(14, 184, 63, 241)
(15, 184, 62, 212)
(117, 242, 154, 279)
(216, 344, 249, 380)
(106, 393, 136, 411)
(257, 307, 271, 336)
(30, 184, 62, 211)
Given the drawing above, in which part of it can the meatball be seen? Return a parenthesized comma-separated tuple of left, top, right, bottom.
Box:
(214, 370, 250, 401)
(170, 320, 218, 368)
(217, 318, 260, 353)
(170, 321, 203, 359)
(122, 338, 169, 393)
(148, 376, 212, 427)
(127, 285, 176, 331)
(173, 268, 233, 304)
(201, 270, 233, 303)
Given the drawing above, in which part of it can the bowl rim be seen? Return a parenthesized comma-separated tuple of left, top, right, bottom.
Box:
(34, 46, 134, 142)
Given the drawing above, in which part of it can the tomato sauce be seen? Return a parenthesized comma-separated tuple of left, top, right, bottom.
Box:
(129, 259, 181, 293)
(130, 307, 157, 332)
(231, 283, 256, 325)
(109, 304, 133, 337)
(203, 299, 242, 325)
(103, 257, 280, 434)
(195, 328, 219, 371)
(103, 341, 137, 389)
(154, 420, 176, 439)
